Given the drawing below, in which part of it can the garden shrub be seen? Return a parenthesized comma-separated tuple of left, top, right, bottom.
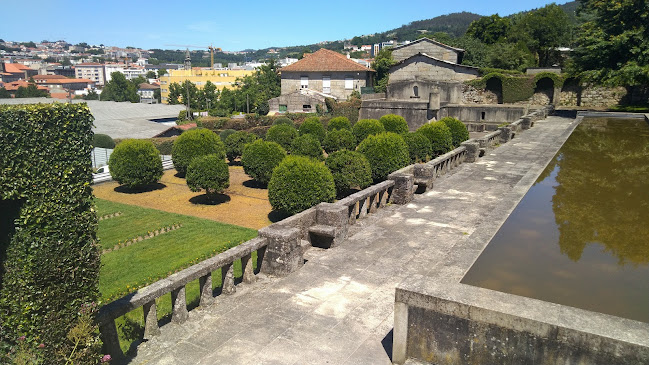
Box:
(220, 129, 237, 142)
(272, 117, 294, 127)
(241, 139, 287, 185)
(353, 119, 385, 145)
(224, 131, 258, 162)
(357, 132, 410, 181)
(379, 114, 409, 134)
(92, 133, 115, 149)
(327, 116, 352, 131)
(440, 117, 469, 147)
(265, 123, 298, 151)
(298, 117, 326, 143)
(417, 121, 453, 157)
(323, 129, 356, 153)
(325, 150, 372, 196)
(186, 154, 230, 200)
(268, 155, 336, 215)
(290, 134, 323, 160)
(150, 137, 176, 155)
(403, 132, 433, 163)
(199, 117, 229, 131)
(249, 125, 271, 139)
(109, 139, 163, 188)
(172, 128, 225, 176)
(0, 103, 102, 363)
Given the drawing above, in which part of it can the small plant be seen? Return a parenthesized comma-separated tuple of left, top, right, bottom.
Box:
(219, 128, 237, 142)
(298, 117, 326, 143)
(1, 336, 45, 365)
(268, 155, 336, 215)
(265, 123, 298, 151)
(417, 121, 453, 157)
(241, 139, 287, 185)
(323, 129, 356, 153)
(327, 116, 352, 131)
(357, 132, 410, 181)
(379, 114, 409, 134)
(224, 131, 258, 163)
(92, 133, 115, 149)
(109, 139, 163, 189)
(353, 118, 385, 145)
(172, 128, 225, 176)
(325, 150, 372, 196)
(403, 131, 433, 163)
(290, 134, 323, 160)
(186, 154, 230, 201)
(440, 117, 470, 147)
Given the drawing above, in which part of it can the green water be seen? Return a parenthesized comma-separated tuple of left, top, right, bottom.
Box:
(462, 117, 649, 323)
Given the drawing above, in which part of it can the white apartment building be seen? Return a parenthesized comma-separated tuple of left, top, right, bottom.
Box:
(74, 63, 106, 86)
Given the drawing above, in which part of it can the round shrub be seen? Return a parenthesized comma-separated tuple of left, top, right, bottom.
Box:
(298, 117, 326, 143)
(323, 129, 356, 153)
(353, 119, 385, 145)
(357, 132, 410, 181)
(172, 128, 225, 176)
(325, 150, 372, 195)
(92, 133, 115, 148)
(220, 129, 237, 142)
(327, 116, 352, 131)
(273, 116, 294, 127)
(241, 139, 287, 185)
(224, 131, 258, 162)
(417, 121, 453, 157)
(403, 132, 433, 163)
(291, 134, 323, 160)
(379, 114, 409, 134)
(268, 155, 335, 215)
(186, 154, 230, 200)
(265, 123, 298, 151)
(109, 139, 163, 188)
(440, 117, 470, 147)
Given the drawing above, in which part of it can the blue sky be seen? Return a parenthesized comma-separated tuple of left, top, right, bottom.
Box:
(2, 0, 570, 51)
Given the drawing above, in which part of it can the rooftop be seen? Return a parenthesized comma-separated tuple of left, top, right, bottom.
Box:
(281, 48, 374, 73)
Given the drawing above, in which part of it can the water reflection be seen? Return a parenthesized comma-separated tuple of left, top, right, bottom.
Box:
(462, 118, 649, 323)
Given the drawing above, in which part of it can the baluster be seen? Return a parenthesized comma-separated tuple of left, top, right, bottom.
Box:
(256, 246, 267, 273)
(369, 192, 379, 213)
(222, 263, 236, 295)
(347, 204, 356, 225)
(143, 300, 161, 339)
(171, 286, 189, 324)
(241, 253, 256, 283)
(199, 273, 214, 307)
(358, 197, 369, 218)
(99, 319, 124, 361)
(379, 188, 389, 207)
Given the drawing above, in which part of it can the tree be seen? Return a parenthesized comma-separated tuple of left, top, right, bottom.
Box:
(199, 80, 218, 110)
(466, 14, 512, 44)
(101, 72, 138, 102)
(371, 48, 395, 93)
(84, 90, 99, 100)
(487, 42, 536, 71)
(180, 79, 200, 109)
(168, 82, 181, 104)
(14, 83, 48, 98)
(0, 87, 11, 98)
(571, 0, 649, 86)
(146, 70, 157, 79)
(157, 68, 167, 78)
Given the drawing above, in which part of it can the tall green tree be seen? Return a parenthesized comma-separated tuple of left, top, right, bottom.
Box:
(571, 0, 649, 86)
(157, 68, 167, 78)
(168, 82, 181, 104)
(146, 70, 157, 79)
(101, 72, 138, 102)
(0, 87, 10, 98)
(179, 79, 200, 109)
(199, 80, 219, 110)
(14, 83, 48, 98)
(466, 14, 512, 44)
(371, 48, 395, 93)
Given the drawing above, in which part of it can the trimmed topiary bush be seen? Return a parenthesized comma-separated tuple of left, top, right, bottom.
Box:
(357, 132, 410, 181)
(291, 134, 323, 160)
(265, 123, 298, 151)
(241, 139, 287, 185)
(224, 131, 258, 163)
(273, 116, 294, 127)
(325, 150, 372, 196)
(186, 154, 230, 200)
(92, 133, 115, 148)
(220, 128, 237, 142)
(323, 129, 356, 153)
(379, 114, 409, 134)
(109, 139, 163, 188)
(417, 121, 453, 157)
(353, 118, 385, 145)
(403, 131, 433, 163)
(440, 117, 470, 147)
(268, 155, 336, 215)
(172, 128, 225, 176)
(327, 116, 352, 131)
(298, 117, 326, 143)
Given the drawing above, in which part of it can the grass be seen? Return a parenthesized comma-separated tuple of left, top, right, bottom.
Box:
(608, 104, 649, 113)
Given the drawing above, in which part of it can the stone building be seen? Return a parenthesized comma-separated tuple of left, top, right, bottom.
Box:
(268, 48, 374, 114)
(391, 37, 465, 64)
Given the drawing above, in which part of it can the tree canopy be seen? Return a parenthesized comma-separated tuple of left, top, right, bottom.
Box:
(101, 72, 138, 102)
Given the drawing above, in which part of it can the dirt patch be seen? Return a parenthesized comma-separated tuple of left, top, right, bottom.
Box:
(93, 166, 272, 230)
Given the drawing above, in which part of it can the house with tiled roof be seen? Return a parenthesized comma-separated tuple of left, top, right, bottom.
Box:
(0, 62, 38, 82)
(268, 48, 374, 114)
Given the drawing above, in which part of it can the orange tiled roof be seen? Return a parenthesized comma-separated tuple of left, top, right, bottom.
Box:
(2, 80, 49, 91)
(280, 49, 374, 73)
(46, 78, 94, 85)
(3, 63, 33, 74)
(75, 62, 103, 66)
(33, 75, 68, 80)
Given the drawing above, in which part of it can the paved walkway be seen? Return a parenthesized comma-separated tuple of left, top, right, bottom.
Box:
(130, 116, 578, 365)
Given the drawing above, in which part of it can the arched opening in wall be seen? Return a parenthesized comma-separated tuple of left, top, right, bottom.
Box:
(0, 199, 22, 290)
(534, 77, 555, 105)
(413, 85, 419, 98)
(561, 77, 581, 106)
(485, 78, 503, 104)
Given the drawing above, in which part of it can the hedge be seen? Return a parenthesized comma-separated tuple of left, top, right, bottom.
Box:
(357, 132, 410, 181)
(440, 117, 469, 147)
(219, 129, 237, 142)
(224, 131, 258, 163)
(92, 133, 115, 149)
(241, 139, 287, 185)
(265, 124, 298, 151)
(466, 72, 566, 103)
(0, 103, 102, 363)
(325, 150, 372, 196)
(273, 116, 294, 127)
(290, 134, 323, 160)
(323, 129, 356, 153)
(353, 119, 385, 145)
(172, 128, 225, 176)
(327, 116, 352, 131)
(268, 155, 336, 215)
(109, 139, 163, 189)
(298, 117, 326, 143)
(379, 114, 409, 134)
(186, 154, 230, 200)
(403, 132, 433, 163)
(417, 121, 453, 157)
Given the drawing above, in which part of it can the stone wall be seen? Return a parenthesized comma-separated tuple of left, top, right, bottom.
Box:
(392, 39, 460, 63)
(281, 71, 371, 100)
(390, 55, 479, 83)
(560, 84, 627, 107)
(461, 84, 499, 104)
(268, 92, 325, 114)
(359, 100, 432, 130)
(387, 81, 462, 104)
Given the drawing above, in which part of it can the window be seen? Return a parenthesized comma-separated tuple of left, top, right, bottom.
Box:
(345, 77, 353, 90)
(279, 104, 287, 112)
(413, 86, 419, 97)
(301, 76, 308, 89)
(322, 76, 331, 94)
(303, 105, 312, 110)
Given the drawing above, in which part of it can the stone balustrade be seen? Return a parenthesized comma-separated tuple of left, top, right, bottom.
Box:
(412, 146, 468, 191)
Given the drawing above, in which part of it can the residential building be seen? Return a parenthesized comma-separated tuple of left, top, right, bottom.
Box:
(0, 62, 39, 82)
(74, 62, 105, 86)
(0, 79, 49, 96)
(137, 83, 159, 103)
(158, 68, 254, 104)
(33, 74, 95, 91)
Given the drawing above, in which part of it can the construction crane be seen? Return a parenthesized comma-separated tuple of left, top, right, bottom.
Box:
(164, 44, 222, 69)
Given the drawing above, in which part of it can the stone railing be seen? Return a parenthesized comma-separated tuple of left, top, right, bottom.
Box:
(412, 146, 468, 190)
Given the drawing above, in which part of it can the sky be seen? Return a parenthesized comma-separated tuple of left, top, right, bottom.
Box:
(1, 0, 571, 51)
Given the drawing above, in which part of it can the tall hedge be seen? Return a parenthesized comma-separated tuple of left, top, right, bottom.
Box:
(357, 132, 410, 181)
(379, 114, 409, 134)
(109, 139, 163, 189)
(172, 128, 225, 176)
(417, 121, 454, 157)
(353, 119, 385, 145)
(0, 103, 102, 362)
(440, 117, 470, 147)
(241, 139, 287, 185)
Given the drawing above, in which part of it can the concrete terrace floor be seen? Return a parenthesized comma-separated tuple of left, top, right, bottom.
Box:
(129, 115, 578, 365)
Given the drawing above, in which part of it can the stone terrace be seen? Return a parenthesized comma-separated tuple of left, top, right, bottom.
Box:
(129, 115, 577, 365)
